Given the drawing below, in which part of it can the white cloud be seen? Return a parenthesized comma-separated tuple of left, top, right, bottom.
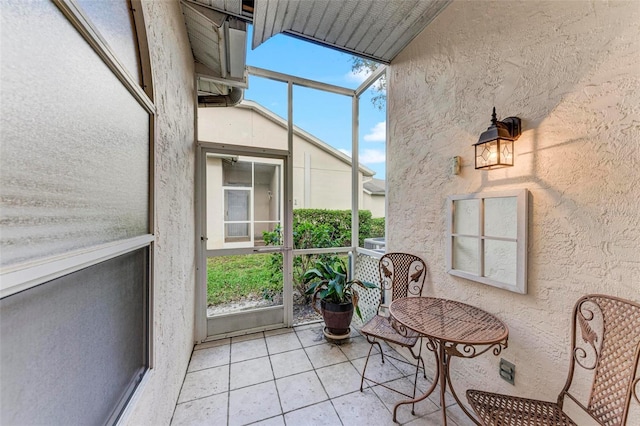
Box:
(364, 121, 386, 142)
(360, 149, 386, 164)
(345, 68, 370, 84)
(339, 148, 385, 164)
(345, 69, 385, 91)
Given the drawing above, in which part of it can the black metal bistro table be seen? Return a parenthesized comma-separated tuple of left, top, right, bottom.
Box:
(389, 297, 509, 425)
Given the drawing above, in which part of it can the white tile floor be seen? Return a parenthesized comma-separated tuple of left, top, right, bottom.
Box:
(171, 324, 476, 426)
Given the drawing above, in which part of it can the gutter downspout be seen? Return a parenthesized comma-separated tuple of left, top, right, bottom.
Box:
(197, 86, 244, 107)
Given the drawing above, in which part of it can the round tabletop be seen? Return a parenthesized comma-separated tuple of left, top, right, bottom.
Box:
(389, 297, 508, 345)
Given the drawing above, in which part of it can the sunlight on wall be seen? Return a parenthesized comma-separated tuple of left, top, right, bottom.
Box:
(388, 0, 639, 402)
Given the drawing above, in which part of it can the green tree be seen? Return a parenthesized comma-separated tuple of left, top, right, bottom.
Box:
(351, 57, 386, 110)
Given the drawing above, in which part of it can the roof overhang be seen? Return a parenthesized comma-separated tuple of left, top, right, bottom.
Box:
(188, 0, 451, 64)
(180, 0, 248, 102)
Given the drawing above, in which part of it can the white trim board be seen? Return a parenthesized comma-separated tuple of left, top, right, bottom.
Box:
(1, 235, 155, 298)
(446, 189, 528, 294)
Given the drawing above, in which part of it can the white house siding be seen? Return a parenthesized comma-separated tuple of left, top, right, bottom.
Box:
(124, 1, 196, 424)
(199, 103, 370, 212)
(199, 105, 289, 151)
(389, 0, 639, 406)
(363, 193, 385, 219)
(295, 139, 356, 209)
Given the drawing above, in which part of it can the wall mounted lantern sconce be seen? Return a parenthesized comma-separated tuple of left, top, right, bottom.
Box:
(473, 107, 522, 169)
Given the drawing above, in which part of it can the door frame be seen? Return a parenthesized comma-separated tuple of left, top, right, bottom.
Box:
(195, 142, 293, 341)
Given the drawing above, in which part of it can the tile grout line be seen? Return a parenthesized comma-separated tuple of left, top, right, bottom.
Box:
(265, 333, 286, 425)
(225, 334, 236, 426)
(296, 326, 345, 426)
(176, 326, 466, 426)
(352, 339, 436, 424)
(179, 325, 457, 425)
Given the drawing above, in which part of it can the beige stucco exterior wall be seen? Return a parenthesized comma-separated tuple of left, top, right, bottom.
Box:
(199, 104, 368, 212)
(389, 0, 639, 402)
(363, 193, 385, 218)
(199, 105, 288, 150)
(124, 1, 196, 424)
(295, 139, 356, 209)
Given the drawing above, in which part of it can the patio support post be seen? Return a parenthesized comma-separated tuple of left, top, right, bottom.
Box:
(351, 95, 359, 264)
(284, 80, 294, 327)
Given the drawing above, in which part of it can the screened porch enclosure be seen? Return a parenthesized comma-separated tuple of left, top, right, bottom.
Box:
(198, 66, 388, 337)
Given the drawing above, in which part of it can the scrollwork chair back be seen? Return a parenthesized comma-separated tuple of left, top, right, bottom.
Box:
(467, 294, 640, 426)
(359, 253, 428, 393)
(378, 252, 427, 310)
(561, 294, 640, 425)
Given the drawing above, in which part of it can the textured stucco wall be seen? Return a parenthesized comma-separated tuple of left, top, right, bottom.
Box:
(389, 0, 639, 401)
(124, 1, 196, 424)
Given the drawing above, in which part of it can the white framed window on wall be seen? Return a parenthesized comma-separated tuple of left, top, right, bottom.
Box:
(220, 157, 283, 248)
(446, 189, 528, 294)
(0, 1, 155, 425)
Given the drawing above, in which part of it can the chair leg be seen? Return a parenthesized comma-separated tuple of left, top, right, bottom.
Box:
(408, 345, 427, 379)
(409, 338, 424, 415)
(375, 341, 385, 363)
(365, 334, 385, 363)
(360, 342, 375, 392)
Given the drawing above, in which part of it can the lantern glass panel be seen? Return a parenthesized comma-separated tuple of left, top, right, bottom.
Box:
(499, 139, 514, 166)
(475, 140, 499, 168)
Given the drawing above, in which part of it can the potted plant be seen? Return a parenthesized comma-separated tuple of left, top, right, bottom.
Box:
(303, 258, 377, 338)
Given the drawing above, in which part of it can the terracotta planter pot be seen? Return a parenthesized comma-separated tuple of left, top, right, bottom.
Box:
(319, 299, 353, 335)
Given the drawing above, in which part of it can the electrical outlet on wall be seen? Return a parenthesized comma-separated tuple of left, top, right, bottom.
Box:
(499, 358, 515, 385)
(451, 156, 461, 175)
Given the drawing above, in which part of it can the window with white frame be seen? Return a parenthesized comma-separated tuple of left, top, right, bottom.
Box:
(446, 189, 528, 294)
(216, 157, 282, 248)
(0, 0, 154, 424)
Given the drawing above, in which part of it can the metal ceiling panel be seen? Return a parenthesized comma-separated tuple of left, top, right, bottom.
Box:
(188, 0, 450, 63)
(251, 0, 451, 64)
(303, 1, 331, 37)
(181, 2, 224, 76)
(182, 1, 248, 96)
(197, 0, 242, 16)
(374, 0, 450, 60)
(310, 2, 342, 40)
(224, 0, 241, 15)
(322, 1, 359, 46)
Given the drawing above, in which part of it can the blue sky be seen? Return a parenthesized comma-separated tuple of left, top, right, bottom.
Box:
(243, 27, 387, 178)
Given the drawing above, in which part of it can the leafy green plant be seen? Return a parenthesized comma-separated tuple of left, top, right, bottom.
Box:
(303, 259, 377, 319)
(263, 222, 342, 301)
(370, 217, 385, 238)
(262, 209, 383, 302)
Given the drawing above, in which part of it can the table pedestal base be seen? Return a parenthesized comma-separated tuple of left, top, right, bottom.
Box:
(392, 341, 482, 425)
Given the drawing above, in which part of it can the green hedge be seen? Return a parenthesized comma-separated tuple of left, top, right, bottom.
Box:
(293, 209, 373, 246)
(263, 209, 384, 299)
(370, 217, 385, 238)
